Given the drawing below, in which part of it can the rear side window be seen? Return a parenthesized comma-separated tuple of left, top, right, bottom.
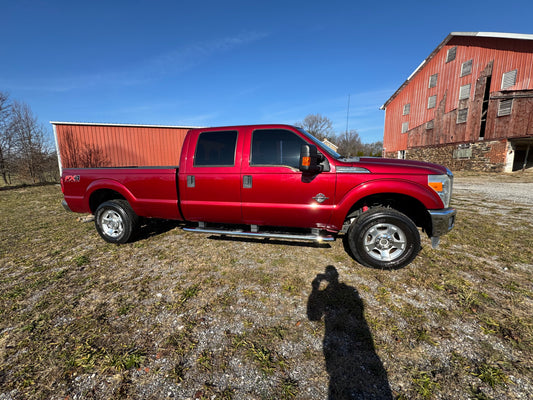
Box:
(251, 129, 305, 168)
(194, 131, 238, 166)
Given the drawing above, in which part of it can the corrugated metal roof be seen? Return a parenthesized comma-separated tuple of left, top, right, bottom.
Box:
(455, 32, 533, 40)
(50, 121, 200, 129)
(381, 32, 533, 110)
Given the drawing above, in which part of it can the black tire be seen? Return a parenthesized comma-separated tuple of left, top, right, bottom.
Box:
(345, 207, 420, 269)
(94, 200, 139, 244)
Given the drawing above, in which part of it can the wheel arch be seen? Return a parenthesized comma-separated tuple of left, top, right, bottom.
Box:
(86, 179, 136, 214)
(89, 188, 126, 214)
(344, 193, 431, 235)
(333, 180, 436, 235)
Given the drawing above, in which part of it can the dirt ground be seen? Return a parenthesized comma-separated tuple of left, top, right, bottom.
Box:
(0, 173, 532, 399)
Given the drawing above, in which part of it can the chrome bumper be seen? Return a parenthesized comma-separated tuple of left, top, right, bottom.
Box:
(428, 208, 456, 237)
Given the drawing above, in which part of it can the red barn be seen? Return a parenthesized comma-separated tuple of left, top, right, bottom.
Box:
(52, 122, 196, 173)
(381, 32, 533, 172)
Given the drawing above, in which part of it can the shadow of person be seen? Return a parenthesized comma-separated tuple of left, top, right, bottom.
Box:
(307, 266, 393, 400)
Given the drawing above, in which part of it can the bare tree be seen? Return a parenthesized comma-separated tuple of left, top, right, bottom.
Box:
(10, 101, 50, 183)
(295, 113, 383, 157)
(0, 91, 14, 184)
(0, 93, 59, 185)
(363, 141, 383, 157)
(42, 150, 60, 182)
(336, 129, 363, 157)
(296, 114, 335, 141)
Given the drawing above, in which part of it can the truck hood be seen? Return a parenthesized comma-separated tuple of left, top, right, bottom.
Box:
(335, 157, 449, 175)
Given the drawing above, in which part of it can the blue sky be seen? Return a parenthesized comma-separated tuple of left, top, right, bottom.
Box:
(2, 0, 533, 144)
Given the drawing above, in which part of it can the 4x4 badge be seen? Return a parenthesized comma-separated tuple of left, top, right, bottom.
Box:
(312, 193, 329, 203)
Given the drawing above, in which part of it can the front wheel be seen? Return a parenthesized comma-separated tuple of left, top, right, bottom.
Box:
(94, 200, 139, 244)
(345, 207, 420, 269)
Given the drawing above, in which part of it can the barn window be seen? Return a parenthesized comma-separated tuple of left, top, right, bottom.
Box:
(401, 122, 409, 133)
(497, 99, 513, 116)
(453, 144, 472, 159)
(426, 120, 434, 130)
(501, 69, 517, 90)
(446, 47, 457, 63)
(428, 73, 438, 88)
(403, 103, 410, 115)
(459, 84, 471, 100)
(460, 59, 473, 77)
(427, 95, 437, 109)
(456, 108, 468, 124)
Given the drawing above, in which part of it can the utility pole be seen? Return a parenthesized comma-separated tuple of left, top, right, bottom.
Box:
(345, 94, 350, 134)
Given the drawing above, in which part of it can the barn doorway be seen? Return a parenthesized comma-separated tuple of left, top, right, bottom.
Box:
(510, 139, 533, 172)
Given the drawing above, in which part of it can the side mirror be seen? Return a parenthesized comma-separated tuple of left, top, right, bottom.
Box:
(299, 144, 322, 173)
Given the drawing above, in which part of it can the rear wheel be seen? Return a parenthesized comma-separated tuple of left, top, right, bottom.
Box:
(94, 200, 139, 244)
(345, 207, 420, 269)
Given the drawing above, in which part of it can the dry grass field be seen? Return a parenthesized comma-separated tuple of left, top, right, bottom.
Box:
(1, 173, 532, 399)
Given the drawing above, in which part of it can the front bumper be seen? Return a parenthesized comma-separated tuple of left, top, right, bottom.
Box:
(428, 208, 456, 237)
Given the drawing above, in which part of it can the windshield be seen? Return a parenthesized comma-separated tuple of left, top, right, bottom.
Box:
(295, 127, 342, 159)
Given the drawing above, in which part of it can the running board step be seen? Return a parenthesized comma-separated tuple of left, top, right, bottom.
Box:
(183, 226, 335, 242)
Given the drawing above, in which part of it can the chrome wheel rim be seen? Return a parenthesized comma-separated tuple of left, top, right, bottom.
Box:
(100, 210, 124, 238)
(363, 223, 406, 261)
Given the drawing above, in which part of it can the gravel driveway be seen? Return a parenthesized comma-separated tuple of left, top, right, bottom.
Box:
(454, 173, 533, 204)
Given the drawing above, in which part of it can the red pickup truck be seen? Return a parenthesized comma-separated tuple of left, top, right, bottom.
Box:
(61, 124, 456, 269)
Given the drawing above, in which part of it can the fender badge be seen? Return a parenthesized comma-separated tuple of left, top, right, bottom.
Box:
(312, 193, 329, 203)
(64, 175, 80, 183)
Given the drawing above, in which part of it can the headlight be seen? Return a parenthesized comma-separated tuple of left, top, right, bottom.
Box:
(428, 171, 453, 208)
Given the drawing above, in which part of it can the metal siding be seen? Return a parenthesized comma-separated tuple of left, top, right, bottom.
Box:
(54, 123, 190, 168)
(383, 35, 533, 153)
(489, 94, 533, 139)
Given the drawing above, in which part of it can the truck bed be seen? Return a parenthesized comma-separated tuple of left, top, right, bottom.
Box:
(61, 167, 181, 219)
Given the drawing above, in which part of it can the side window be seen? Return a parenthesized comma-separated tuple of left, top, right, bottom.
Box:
(460, 59, 473, 77)
(427, 95, 437, 109)
(459, 84, 471, 100)
(194, 131, 237, 166)
(251, 129, 306, 168)
(428, 73, 438, 88)
(446, 47, 457, 63)
(501, 69, 518, 89)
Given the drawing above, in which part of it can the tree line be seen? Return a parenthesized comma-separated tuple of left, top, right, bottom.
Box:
(0, 91, 58, 185)
(296, 114, 383, 157)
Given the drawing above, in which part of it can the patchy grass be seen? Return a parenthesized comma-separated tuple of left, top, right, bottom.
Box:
(0, 177, 532, 399)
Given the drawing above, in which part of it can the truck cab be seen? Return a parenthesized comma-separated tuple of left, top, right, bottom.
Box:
(177, 124, 455, 269)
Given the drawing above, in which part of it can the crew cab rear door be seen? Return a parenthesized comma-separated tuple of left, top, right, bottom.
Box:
(179, 128, 243, 223)
(240, 127, 335, 229)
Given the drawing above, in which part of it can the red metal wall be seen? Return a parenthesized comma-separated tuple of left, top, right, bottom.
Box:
(53, 123, 192, 169)
(383, 35, 533, 154)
